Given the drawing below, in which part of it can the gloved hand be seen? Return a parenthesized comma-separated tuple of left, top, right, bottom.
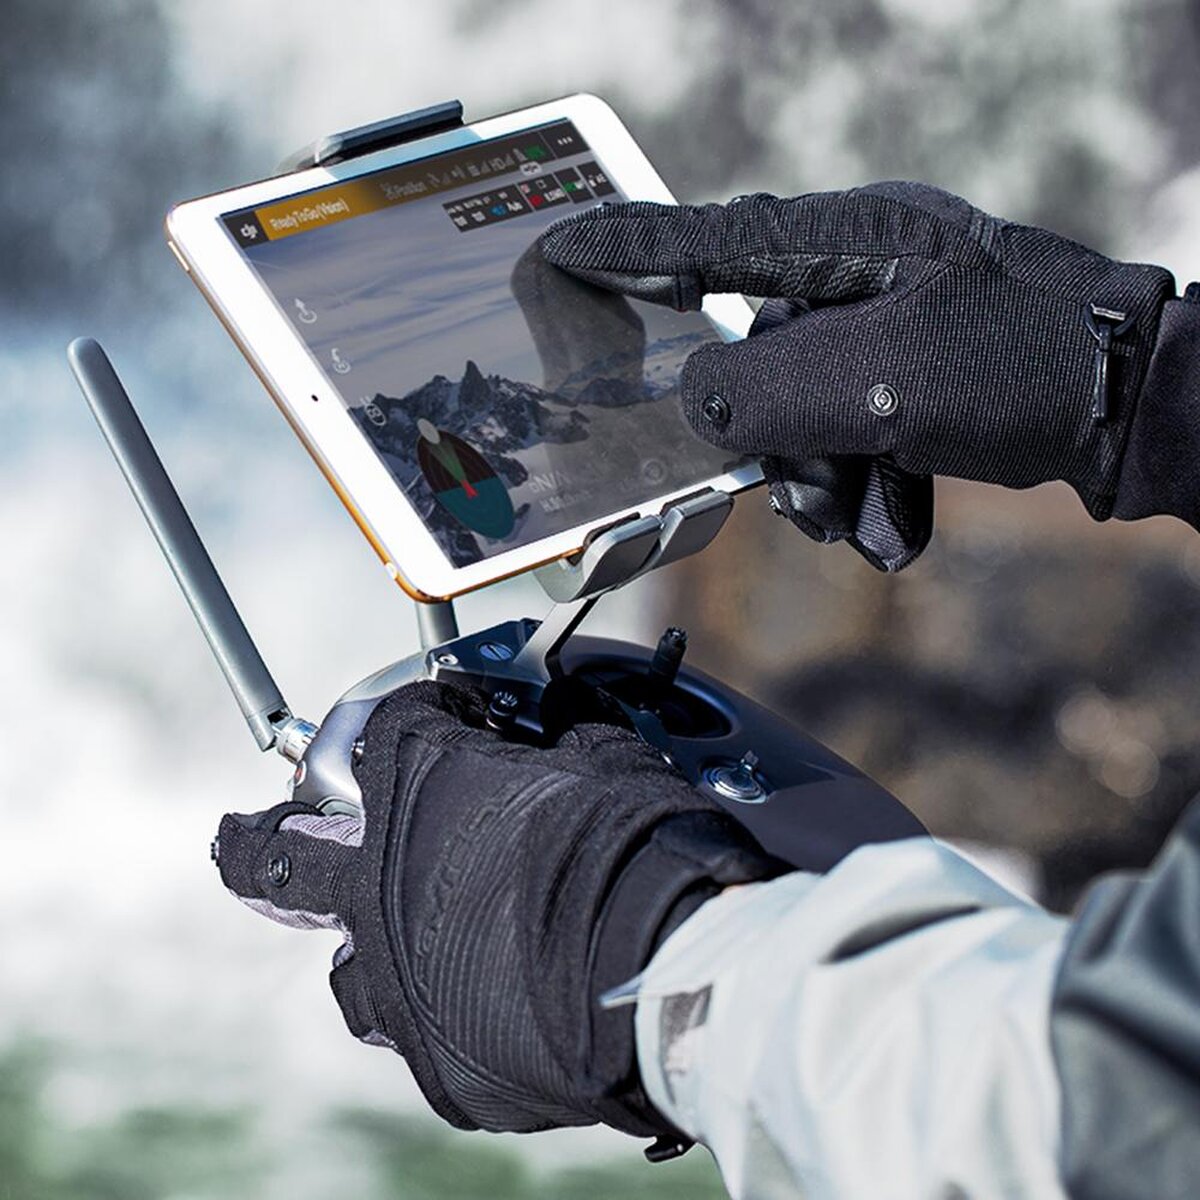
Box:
(214, 680, 780, 1136)
(539, 185, 1177, 570)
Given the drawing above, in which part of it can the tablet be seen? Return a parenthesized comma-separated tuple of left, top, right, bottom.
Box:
(166, 94, 759, 600)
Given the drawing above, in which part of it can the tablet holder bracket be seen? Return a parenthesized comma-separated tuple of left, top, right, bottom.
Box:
(277, 100, 465, 173)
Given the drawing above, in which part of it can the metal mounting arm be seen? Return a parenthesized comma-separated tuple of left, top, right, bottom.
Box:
(509, 488, 734, 682)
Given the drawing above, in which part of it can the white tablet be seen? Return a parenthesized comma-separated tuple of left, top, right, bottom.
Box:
(166, 93, 759, 600)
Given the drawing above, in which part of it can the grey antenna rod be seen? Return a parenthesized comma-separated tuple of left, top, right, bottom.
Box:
(68, 338, 314, 760)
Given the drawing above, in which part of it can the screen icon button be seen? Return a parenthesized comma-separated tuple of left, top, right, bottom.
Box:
(545, 123, 586, 158)
(518, 177, 570, 210)
(577, 161, 615, 197)
(224, 212, 268, 248)
(553, 167, 593, 204)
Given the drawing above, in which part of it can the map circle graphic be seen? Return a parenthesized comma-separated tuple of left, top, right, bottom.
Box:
(417, 428, 515, 539)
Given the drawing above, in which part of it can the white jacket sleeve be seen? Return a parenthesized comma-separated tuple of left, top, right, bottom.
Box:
(633, 837, 1069, 1200)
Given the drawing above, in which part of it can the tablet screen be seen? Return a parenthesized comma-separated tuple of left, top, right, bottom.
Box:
(221, 120, 739, 567)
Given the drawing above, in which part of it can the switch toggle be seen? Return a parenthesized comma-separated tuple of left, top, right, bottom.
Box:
(704, 752, 768, 804)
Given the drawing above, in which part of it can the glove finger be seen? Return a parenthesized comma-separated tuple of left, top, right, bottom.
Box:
(538, 190, 968, 309)
(362, 679, 498, 754)
(215, 801, 361, 931)
(847, 457, 933, 572)
(680, 311, 884, 458)
(765, 453, 933, 571)
(753, 302, 882, 548)
(763, 454, 868, 544)
(750, 295, 811, 335)
(511, 241, 645, 397)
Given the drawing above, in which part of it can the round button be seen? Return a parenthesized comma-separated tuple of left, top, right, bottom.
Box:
(703, 758, 767, 804)
(701, 394, 731, 427)
(867, 382, 899, 417)
(267, 853, 291, 887)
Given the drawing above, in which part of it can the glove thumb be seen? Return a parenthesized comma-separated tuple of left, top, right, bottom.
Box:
(765, 453, 932, 571)
(215, 801, 362, 933)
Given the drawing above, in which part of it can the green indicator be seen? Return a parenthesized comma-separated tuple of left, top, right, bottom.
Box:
(525, 144, 549, 160)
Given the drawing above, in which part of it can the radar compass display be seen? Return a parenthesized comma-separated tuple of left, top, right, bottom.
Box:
(416, 418, 515, 539)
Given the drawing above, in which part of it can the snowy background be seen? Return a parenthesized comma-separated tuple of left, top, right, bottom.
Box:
(6, 0, 1200, 1194)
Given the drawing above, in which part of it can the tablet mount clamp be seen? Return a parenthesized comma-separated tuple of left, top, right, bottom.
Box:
(68, 101, 924, 1162)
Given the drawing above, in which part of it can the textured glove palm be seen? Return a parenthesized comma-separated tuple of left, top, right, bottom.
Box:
(539, 185, 1176, 570)
(215, 681, 777, 1136)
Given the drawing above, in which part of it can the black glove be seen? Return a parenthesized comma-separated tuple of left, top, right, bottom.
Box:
(539, 185, 1177, 570)
(214, 681, 780, 1136)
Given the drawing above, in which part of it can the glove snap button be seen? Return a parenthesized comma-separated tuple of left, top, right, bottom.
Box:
(266, 853, 291, 887)
(867, 383, 899, 417)
(701, 394, 731, 427)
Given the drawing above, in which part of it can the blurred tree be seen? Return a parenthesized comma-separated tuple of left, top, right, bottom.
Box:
(0, 1042, 262, 1199)
(0, 1042, 60, 1200)
(338, 1106, 728, 1200)
(0, 0, 252, 328)
(59, 1105, 260, 1200)
(0, 1045, 727, 1200)
(336, 1109, 535, 1200)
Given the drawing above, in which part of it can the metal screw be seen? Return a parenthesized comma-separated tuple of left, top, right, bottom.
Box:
(487, 690, 520, 731)
(434, 651, 459, 667)
(267, 853, 291, 887)
(478, 640, 515, 662)
(701, 394, 731, 426)
(867, 382, 899, 417)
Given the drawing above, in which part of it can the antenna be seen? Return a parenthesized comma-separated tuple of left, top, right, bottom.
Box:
(68, 338, 310, 756)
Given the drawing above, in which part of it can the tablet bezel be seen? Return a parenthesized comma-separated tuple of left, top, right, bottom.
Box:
(166, 93, 760, 600)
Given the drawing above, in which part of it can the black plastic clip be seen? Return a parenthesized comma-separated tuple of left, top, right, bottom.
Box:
(276, 100, 465, 174)
(644, 1133, 694, 1164)
(1083, 303, 1135, 425)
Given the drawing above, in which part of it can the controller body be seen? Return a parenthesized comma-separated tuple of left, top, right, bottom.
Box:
(294, 621, 924, 874)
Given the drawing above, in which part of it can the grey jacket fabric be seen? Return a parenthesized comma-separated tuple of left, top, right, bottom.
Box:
(633, 803, 1200, 1199)
(1052, 799, 1200, 1199)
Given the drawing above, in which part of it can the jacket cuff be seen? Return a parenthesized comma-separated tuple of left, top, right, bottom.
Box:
(1113, 289, 1200, 529)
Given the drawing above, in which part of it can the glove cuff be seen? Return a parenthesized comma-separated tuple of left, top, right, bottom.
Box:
(585, 810, 786, 1136)
(1112, 289, 1200, 531)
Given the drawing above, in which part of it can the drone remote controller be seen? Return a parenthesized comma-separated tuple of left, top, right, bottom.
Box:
(67, 102, 923, 879)
(68, 335, 922, 876)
